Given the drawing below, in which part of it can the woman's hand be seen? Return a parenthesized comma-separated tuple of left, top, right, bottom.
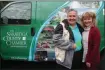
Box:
(72, 43, 76, 49)
(86, 62, 91, 68)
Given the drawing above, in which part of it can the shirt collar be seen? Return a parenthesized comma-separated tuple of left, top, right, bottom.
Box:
(69, 24, 77, 30)
(84, 27, 90, 31)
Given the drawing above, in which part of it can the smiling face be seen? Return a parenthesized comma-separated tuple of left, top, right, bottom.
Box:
(83, 17, 93, 27)
(81, 12, 96, 27)
(67, 10, 77, 26)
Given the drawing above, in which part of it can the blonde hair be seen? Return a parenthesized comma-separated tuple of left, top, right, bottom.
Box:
(81, 12, 97, 27)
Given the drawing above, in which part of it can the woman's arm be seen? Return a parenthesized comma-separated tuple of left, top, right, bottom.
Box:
(53, 34, 75, 50)
(53, 23, 75, 50)
(86, 27, 101, 64)
(57, 40, 75, 50)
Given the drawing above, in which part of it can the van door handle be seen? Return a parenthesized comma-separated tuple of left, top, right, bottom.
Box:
(31, 27, 35, 36)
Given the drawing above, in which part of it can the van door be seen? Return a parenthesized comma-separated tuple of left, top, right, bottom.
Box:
(0, 2, 36, 60)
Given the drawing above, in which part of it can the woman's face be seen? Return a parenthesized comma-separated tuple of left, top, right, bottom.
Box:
(83, 17, 93, 27)
(67, 11, 77, 25)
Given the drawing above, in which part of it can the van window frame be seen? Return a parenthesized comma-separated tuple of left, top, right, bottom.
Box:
(0, 2, 32, 25)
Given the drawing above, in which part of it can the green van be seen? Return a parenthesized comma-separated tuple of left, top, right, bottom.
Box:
(0, 1, 104, 61)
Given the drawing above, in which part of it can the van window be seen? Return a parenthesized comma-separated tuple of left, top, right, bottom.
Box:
(0, 2, 31, 25)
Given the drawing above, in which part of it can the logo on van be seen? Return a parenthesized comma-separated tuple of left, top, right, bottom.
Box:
(3, 30, 28, 47)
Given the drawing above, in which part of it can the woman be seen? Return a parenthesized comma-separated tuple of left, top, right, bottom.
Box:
(54, 9, 84, 69)
(81, 12, 101, 70)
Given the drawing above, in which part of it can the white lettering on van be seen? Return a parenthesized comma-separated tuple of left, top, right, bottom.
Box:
(6, 41, 26, 46)
(2, 30, 28, 47)
(3, 36, 21, 41)
(6, 41, 11, 45)
(7, 30, 27, 37)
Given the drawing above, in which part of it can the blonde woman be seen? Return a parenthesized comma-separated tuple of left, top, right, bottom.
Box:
(81, 12, 101, 70)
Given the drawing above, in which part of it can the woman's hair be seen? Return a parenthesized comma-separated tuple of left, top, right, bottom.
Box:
(67, 9, 78, 14)
(81, 12, 97, 27)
